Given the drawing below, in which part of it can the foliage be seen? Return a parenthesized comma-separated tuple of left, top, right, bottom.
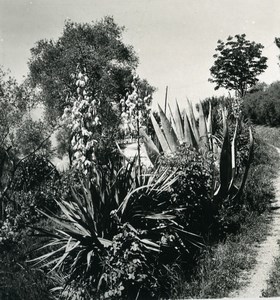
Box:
(159, 146, 214, 237)
(173, 127, 279, 298)
(0, 67, 52, 223)
(0, 219, 56, 300)
(0, 68, 29, 150)
(242, 81, 280, 126)
(199, 96, 232, 135)
(15, 117, 52, 158)
(142, 99, 254, 237)
(28, 17, 154, 162)
(31, 159, 206, 299)
(209, 34, 268, 97)
(0, 155, 60, 245)
(253, 125, 280, 148)
(173, 212, 270, 298)
(28, 17, 138, 122)
(242, 127, 280, 213)
(63, 69, 152, 171)
(141, 100, 212, 166)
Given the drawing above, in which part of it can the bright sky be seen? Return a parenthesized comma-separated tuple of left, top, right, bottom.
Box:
(1, 0, 280, 109)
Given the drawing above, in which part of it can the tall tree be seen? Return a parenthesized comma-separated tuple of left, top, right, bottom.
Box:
(209, 34, 268, 97)
(28, 16, 154, 162)
(28, 16, 142, 122)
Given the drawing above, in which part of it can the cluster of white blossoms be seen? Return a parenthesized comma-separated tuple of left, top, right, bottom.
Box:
(120, 76, 152, 136)
(62, 70, 100, 173)
(62, 71, 152, 173)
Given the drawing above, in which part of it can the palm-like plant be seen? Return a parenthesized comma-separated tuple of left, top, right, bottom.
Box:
(31, 159, 202, 299)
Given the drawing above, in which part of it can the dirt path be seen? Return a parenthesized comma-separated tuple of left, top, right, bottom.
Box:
(230, 147, 280, 298)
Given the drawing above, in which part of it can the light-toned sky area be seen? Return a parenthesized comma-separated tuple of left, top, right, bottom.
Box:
(0, 0, 280, 109)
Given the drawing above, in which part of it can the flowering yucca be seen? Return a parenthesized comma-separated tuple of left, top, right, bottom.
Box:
(119, 76, 152, 136)
(62, 69, 100, 173)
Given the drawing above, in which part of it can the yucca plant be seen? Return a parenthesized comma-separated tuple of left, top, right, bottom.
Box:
(30, 159, 202, 299)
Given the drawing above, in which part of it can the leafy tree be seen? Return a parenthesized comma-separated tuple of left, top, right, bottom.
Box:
(15, 118, 52, 158)
(28, 17, 139, 121)
(28, 16, 154, 162)
(0, 69, 28, 151)
(209, 34, 268, 97)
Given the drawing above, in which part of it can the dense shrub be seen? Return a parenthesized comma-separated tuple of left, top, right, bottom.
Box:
(0, 219, 55, 300)
(172, 126, 278, 299)
(242, 81, 280, 126)
(159, 145, 213, 237)
(0, 155, 60, 247)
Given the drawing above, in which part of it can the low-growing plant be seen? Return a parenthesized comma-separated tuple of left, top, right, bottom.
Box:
(31, 159, 202, 299)
(0, 155, 60, 240)
(242, 134, 280, 213)
(0, 219, 56, 300)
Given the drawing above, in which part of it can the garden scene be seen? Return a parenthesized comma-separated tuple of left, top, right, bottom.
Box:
(1, 1, 280, 299)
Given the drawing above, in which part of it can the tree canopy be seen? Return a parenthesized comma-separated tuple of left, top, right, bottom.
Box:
(209, 34, 268, 97)
(28, 16, 140, 123)
(242, 81, 280, 126)
(28, 16, 154, 163)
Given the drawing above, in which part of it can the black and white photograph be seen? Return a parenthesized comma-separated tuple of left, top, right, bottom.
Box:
(0, 0, 280, 299)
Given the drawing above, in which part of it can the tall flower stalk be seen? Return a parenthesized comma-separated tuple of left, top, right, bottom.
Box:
(62, 69, 100, 173)
(119, 75, 152, 170)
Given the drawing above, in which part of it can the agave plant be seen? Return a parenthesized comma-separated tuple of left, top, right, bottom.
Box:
(141, 99, 213, 166)
(213, 119, 254, 204)
(30, 159, 202, 299)
(142, 98, 253, 202)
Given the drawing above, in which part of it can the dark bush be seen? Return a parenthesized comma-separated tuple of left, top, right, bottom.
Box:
(159, 145, 214, 237)
(242, 81, 280, 126)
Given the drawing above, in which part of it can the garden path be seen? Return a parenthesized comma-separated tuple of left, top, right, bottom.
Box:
(230, 147, 280, 298)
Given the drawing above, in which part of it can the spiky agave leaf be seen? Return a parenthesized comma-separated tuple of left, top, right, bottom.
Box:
(197, 101, 210, 151)
(214, 122, 232, 199)
(183, 110, 199, 149)
(206, 101, 212, 134)
(213, 119, 254, 205)
(186, 98, 200, 143)
(231, 126, 254, 202)
(227, 120, 239, 192)
(158, 104, 179, 152)
(139, 127, 160, 165)
(168, 103, 178, 139)
(151, 112, 171, 154)
(173, 100, 184, 142)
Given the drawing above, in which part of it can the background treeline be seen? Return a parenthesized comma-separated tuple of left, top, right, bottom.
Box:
(242, 81, 280, 126)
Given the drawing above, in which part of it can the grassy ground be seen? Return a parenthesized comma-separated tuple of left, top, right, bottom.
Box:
(173, 213, 271, 298)
(257, 124, 280, 297)
(254, 125, 280, 148)
(173, 125, 280, 298)
(262, 242, 280, 297)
